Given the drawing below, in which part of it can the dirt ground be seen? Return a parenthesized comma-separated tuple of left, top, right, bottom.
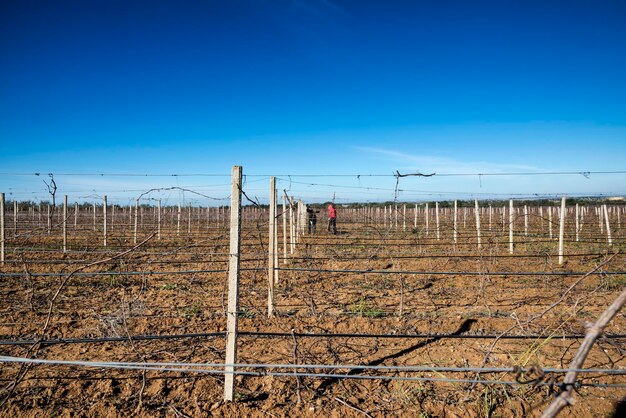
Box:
(1, 209, 625, 417)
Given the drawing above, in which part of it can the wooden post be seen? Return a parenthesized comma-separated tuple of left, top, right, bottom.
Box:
(274, 204, 279, 284)
(403, 204, 406, 232)
(413, 204, 417, 229)
(383, 206, 387, 226)
(509, 199, 514, 254)
(188, 204, 192, 234)
(92, 203, 96, 231)
(282, 196, 287, 264)
(599, 206, 604, 234)
(177, 203, 181, 236)
(297, 199, 303, 239)
(63, 195, 67, 253)
(453, 200, 458, 246)
(524, 205, 528, 236)
(575, 203, 580, 242)
(424, 203, 428, 236)
(47, 204, 51, 235)
(558, 196, 566, 265)
(157, 199, 162, 240)
(475, 199, 481, 250)
(13, 201, 17, 235)
(547, 207, 552, 238)
(73, 202, 78, 228)
(463, 208, 467, 229)
(133, 199, 139, 244)
(489, 205, 492, 232)
(603, 204, 612, 246)
(103, 195, 108, 247)
(1, 193, 4, 265)
(268, 177, 276, 317)
(394, 204, 398, 229)
(224, 165, 242, 402)
(435, 202, 440, 240)
(289, 199, 295, 254)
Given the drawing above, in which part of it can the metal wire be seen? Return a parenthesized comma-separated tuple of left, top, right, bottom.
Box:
(275, 267, 626, 276)
(2, 356, 624, 384)
(3, 331, 625, 346)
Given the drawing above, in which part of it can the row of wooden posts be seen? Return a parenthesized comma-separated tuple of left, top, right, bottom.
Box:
(356, 201, 621, 236)
(6, 197, 622, 238)
(0, 170, 624, 401)
(0, 191, 622, 265)
(0, 191, 622, 266)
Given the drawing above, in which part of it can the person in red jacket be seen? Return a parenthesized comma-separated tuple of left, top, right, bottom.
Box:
(327, 202, 337, 234)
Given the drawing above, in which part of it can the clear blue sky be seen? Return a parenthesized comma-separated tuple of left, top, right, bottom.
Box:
(1, 0, 625, 204)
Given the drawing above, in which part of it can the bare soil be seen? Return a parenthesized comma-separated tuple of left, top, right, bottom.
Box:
(1, 211, 625, 417)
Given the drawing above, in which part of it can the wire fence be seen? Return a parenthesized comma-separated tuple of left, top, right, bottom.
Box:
(1, 170, 625, 414)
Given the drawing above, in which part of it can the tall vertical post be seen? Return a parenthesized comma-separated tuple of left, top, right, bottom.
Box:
(603, 204, 612, 246)
(157, 199, 162, 240)
(524, 205, 528, 236)
(268, 177, 276, 318)
(1, 193, 4, 265)
(558, 196, 566, 264)
(575, 203, 580, 242)
(177, 203, 181, 236)
(548, 207, 553, 239)
(274, 205, 279, 284)
(475, 199, 481, 250)
(13, 201, 18, 235)
(188, 204, 192, 234)
(103, 195, 108, 247)
(282, 195, 287, 264)
(74, 202, 78, 228)
(453, 200, 458, 246)
(435, 202, 440, 240)
(599, 206, 604, 234)
(509, 199, 514, 254)
(224, 166, 242, 402)
(403, 204, 406, 232)
(297, 199, 303, 239)
(289, 200, 295, 254)
(425, 203, 429, 236)
(47, 204, 51, 235)
(93, 203, 96, 231)
(394, 204, 398, 229)
(63, 195, 68, 253)
(382, 205, 385, 226)
(413, 204, 417, 229)
(133, 199, 139, 244)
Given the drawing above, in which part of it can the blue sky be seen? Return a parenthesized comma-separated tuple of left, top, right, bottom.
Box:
(1, 0, 625, 204)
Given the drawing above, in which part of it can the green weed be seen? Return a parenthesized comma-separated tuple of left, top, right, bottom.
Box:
(347, 297, 385, 318)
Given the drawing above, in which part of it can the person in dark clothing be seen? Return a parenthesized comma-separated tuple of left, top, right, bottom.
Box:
(327, 203, 337, 234)
(307, 207, 319, 234)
